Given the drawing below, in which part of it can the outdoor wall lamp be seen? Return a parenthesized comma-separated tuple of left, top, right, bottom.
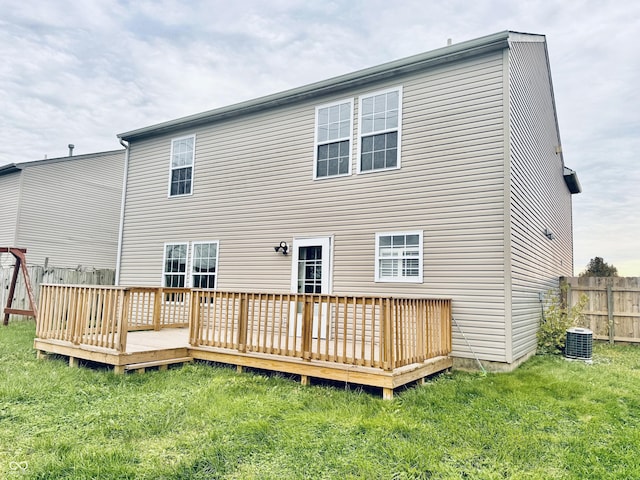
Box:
(544, 228, 556, 240)
(274, 241, 289, 255)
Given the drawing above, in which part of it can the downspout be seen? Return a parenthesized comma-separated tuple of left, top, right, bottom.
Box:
(115, 138, 130, 286)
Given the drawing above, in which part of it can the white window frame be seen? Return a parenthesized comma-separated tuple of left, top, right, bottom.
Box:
(375, 231, 423, 283)
(168, 134, 196, 197)
(313, 98, 354, 179)
(357, 86, 402, 174)
(190, 241, 219, 289)
(162, 242, 189, 288)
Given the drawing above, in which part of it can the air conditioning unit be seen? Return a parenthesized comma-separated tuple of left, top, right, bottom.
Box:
(565, 327, 593, 361)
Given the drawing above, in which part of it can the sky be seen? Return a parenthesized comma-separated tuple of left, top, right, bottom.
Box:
(0, 0, 638, 276)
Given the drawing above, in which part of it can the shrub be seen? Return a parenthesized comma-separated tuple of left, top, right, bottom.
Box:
(537, 289, 587, 355)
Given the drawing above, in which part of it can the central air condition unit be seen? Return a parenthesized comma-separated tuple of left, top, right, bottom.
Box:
(565, 327, 593, 361)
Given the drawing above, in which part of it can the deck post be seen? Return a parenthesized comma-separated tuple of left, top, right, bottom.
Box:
(382, 387, 393, 400)
(383, 298, 394, 371)
(117, 289, 130, 352)
(301, 296, 313, 360)
(237, 293, 248, 353)
(189, 290, 200, 346)
(153, 288, 162, 331)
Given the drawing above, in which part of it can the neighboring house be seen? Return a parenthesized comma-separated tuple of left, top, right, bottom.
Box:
(0, 150, 125, 269)
(116, 31, 581, 371)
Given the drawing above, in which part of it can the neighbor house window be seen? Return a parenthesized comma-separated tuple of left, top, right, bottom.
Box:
(191, 241, 219, 289)
(375, 231, 422, 282)
(163, 243, 188, 287)
(315, 99, 353, 178)
(169, 135, 195, 196)
(358, 87, 402, 173)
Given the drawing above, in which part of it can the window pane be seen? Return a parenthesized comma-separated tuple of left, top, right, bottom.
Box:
(340, 103, 350, 118)
(379, 235, 391, 247)
(328, 143, 339, 158)
(362, 117, 373, 134)
(317, 125, 328, 142)
(328, 159, 339, 176)
(316, 159, 328, 177)
(373, 134, 385, 150)
(338, 157, 349, 174)
(318, 144, 328, 160)
(387, 131, 397, 148)
(374, 94, 386, 112)
(362, 136, 373, 152)
(362, 97, 374, 115)
(339, 141, 350, 156)
(318, 107, 328, 125)
(387, 91, 399, 110)
(373, 151, 385, 169)
(373, 113, 385, 132)
(328, 105, 340, 123)
(386, 149, 397, 168)
(361, 153, 372, 171)
(387, 110, 398, 129)
(339, 121, 350, 138)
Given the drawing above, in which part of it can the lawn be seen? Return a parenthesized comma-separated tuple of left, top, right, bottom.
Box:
(1, 321, 640, 479)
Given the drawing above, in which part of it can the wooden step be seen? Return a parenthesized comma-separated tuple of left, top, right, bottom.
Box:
(124, 357, 193, 371)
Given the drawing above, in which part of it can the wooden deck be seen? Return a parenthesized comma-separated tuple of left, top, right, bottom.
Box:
(34, 285, 453, 398)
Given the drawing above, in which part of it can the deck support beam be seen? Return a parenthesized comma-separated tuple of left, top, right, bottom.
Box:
(383, 388, 394, 400)
(301, 375, 309, 386)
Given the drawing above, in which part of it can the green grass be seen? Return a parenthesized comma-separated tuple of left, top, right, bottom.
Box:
(2, 321, 640, 479)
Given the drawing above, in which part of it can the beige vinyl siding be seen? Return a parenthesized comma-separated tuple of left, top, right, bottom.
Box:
(508, 39, 574, 360)
(120, 51, 509, 362)
(15, 151, 125, 268)
(0, 172, 20, 245)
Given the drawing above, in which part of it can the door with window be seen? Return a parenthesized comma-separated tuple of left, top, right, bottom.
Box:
(290, 237, 331, 338)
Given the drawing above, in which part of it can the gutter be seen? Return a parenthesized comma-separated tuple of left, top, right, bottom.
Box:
(115, 138, 130, 285)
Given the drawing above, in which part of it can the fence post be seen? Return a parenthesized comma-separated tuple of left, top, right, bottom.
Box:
(607, 283, 614, 344)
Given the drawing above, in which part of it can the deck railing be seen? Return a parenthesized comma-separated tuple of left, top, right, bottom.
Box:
(36, 285, 452, 369)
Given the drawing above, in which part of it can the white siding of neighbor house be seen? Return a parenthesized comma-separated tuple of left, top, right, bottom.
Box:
(14, 151, 125, 268)
(119, 50, 510, 362)
(507, 37, 574, 361)
(0, 172, 20, 246)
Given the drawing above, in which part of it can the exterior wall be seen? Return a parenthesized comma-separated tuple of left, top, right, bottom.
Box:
(507, 38, 574, 361)
(0, 172, 20, 246)
(14, 151, 125, 268)
(119, 51, 510, 362)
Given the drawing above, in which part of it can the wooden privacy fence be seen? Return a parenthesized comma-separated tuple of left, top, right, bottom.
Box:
(0, 264, 115, 320)
(36, 284, 452, 370)
(561, 276, 640, 344)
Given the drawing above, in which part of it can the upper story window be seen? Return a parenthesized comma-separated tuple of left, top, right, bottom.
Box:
(169, 135, 195, 196)
(163, 243, 188, 287)
(375, 231, 422, 283)
(192, 241, 218, 289)
(358, 87, 402, 173)
(314, 99, 353, 179)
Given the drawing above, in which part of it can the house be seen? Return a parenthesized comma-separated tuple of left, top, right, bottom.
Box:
(0, 150, 125, 269)
(115, 31, 581, 371)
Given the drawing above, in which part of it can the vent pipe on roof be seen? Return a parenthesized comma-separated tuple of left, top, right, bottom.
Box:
(447, 38, 452, 46)
(68, 144, 75, 156)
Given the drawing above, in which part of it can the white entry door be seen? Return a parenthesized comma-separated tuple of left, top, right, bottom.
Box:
(290, 237, 331, 338)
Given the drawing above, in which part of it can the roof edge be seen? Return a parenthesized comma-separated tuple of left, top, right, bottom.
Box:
(0, 148, 125, 175)
(119, 30, 525, 141)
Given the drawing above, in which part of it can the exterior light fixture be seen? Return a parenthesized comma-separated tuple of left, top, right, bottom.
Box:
(543, 228, 556, 240)
(274, 241, 288, 255)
